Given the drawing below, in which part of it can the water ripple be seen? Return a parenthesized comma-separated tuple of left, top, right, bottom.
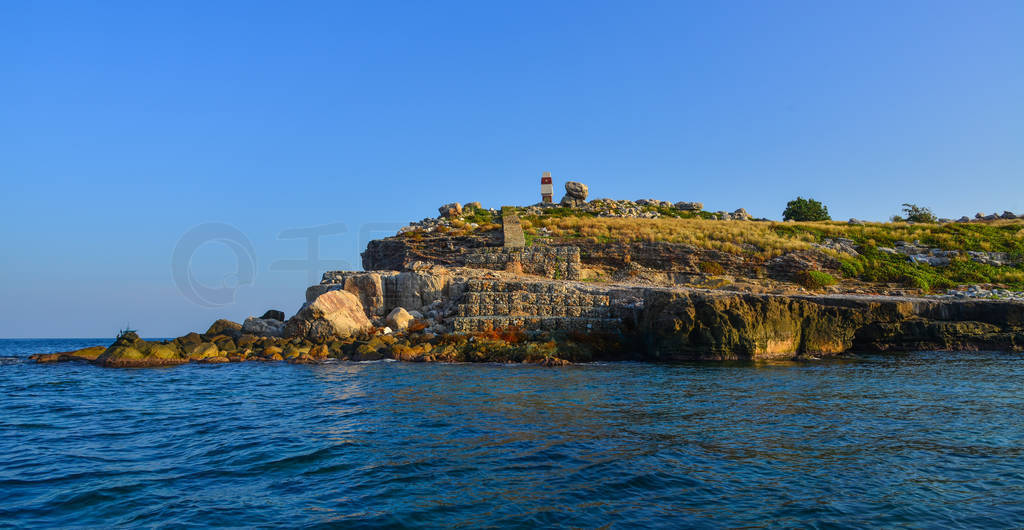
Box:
(2, 339, 1024, 526)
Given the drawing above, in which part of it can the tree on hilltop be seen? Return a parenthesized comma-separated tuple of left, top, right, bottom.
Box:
(782, 197, 831, 222)
(891, 203, 937, 223)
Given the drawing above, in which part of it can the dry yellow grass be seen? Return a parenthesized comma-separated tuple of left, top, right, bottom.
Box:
(524, 217, 1024, 260)
(528, 217, 814, 258)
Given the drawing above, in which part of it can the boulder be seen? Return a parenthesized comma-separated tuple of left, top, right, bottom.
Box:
(464, 201, 482, 211)
(306, 272, 386, 317)
(673, 202, 703, 211)
(237, 334, 259, 348)
(559, 181, 589, 207)
(957, 216, 971, 223)
(438, 202, 462, 218)
(260, 309, 286, 321)
(205, 319, 242, 339)
(241, 316, 285, 337)
(176, 332, 203, 348)
(311, 344, 331, 361)
(285, 289, 373, 342)
(1002, 211, 1018, 220)
(848, 218, 865, 225)
(189, 342, 220, 360)
(565, 181, 588, 198)
(386, 307, 414, 331)
(732, 208, 751, 220)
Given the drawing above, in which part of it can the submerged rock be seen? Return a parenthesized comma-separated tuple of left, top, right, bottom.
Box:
(30, 346, 106, 363)
(95, 332, 188, 368)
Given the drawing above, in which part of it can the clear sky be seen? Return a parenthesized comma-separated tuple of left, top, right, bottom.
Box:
(2, 1, 1022, 338)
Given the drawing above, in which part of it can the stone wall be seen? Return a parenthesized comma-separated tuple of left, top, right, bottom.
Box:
(463, 246, 582, 280)
(360, 232, 584, 282)
(448, 278, 625, 333)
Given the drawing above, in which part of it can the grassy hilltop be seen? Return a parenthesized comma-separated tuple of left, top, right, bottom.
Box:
(405, 202, 1024, 292)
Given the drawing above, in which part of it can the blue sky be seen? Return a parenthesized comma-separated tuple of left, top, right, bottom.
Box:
(2, 0, 1022, 337)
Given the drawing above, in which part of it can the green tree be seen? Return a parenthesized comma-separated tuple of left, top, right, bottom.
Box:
(782, 197, 831, 222)
(892, 203, 937, 223)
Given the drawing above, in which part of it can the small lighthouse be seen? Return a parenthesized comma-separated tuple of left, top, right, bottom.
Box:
(540, 172, 553, 204)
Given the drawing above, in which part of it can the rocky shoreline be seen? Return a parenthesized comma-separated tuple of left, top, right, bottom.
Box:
(33, 267, 1024, 368)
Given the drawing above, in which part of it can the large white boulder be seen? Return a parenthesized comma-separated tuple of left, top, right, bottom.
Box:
(286, 289, 373, 341)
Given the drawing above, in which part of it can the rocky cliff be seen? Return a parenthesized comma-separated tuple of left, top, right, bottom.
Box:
(307, 266, 1024, 360)
(639, 289, 1024, 360)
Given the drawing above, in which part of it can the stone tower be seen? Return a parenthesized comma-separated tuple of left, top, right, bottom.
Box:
(541, 172, 553, 204)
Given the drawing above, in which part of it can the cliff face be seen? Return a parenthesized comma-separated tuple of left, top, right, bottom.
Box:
(310, 266, 1024, 360)
(361, 234, 499, 271)
(638, 290, 1024, 360)
(363, 233, 848, 290)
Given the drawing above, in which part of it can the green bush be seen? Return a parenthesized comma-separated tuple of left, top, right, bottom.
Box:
(797, 270, 838, 290)
(838, 258, 864, 278)
(783, 197, 831, 222)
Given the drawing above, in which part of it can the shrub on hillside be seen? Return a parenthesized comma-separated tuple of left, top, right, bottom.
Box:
(783, 197, 831, 222)
(796, 270, 838, 290)
(698, 261, 726, 275)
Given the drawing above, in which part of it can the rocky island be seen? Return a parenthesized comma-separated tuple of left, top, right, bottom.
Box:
(33, 181, 1024, 367)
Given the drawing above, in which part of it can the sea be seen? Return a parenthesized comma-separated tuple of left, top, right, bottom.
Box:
(1, 338, 1023, 527)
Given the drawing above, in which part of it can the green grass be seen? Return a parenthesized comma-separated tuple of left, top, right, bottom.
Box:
(839, 246, 1024, 291)
(462, 208, 500, 225)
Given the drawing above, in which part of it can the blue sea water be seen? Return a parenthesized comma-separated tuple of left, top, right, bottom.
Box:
(1, 339, 1023, 527)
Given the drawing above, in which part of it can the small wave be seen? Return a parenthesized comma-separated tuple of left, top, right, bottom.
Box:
(0, 357, 24, 365)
